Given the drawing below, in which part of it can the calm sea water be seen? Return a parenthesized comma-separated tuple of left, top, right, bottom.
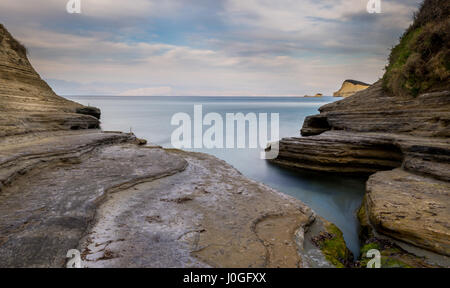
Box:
(68, 96, 366, 256)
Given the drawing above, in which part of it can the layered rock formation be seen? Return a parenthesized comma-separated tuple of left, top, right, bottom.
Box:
(0, 130, 321, 268)
(333, 80, 370, 97)
(0, 24, 339, 268)
(304, 82, 449, 138)
(0, 24, 100, 137)
(270, 90, 450, 268)
(269, 0, 450, 267)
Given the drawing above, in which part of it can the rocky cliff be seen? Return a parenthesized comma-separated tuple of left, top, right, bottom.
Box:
(333, 80, 370, 97)
(269, 0, 450, 267)
(0, 24, 100, 137)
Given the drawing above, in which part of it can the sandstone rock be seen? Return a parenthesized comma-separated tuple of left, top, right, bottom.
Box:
(366, 169, 450, 256)
(0, 132, 187, 267)
(269, 131, 404, 174)
(358, 192, 449, 267)
(0, 130, 319, 267)
(333, 79, 370, 97)
(0, 24, 99, 137)
(269, 131, 450, 179)
(269, 128, 450, 262)
(75, 106, 101, 119)
(80, 149, 316, 268)
(304, 82, 450, 138)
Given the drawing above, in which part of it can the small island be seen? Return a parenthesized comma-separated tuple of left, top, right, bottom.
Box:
(304, 93, 323, 98)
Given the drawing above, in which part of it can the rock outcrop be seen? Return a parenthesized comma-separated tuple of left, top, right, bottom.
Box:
(0, 128, 326, 268)
(365, 169, 449, 256)
(0, 24, 99, 137)
(0, 131, 187, 267)
(303, 82, 449, 138)
(270, 85, 450, 266)
(269, 0, 450, 267)
(333, 80, 370, 97)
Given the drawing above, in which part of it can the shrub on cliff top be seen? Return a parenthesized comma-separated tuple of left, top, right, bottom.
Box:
(383, 0, 450, 97)
(0, 23, 28, 57)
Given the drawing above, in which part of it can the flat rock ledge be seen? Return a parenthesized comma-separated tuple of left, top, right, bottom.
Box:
(0, 131, 326, 268)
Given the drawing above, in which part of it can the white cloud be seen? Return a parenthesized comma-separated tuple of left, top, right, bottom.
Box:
(224, 0, 418, 31)
(0, 0, 181, 21)
(0, 0, 422, 96)
(22, 26, 384, 96)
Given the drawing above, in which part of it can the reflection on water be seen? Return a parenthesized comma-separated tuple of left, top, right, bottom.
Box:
(69, 96, 366, 257)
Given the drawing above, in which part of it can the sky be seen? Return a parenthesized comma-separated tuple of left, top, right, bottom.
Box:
(0, 0, 423, 96)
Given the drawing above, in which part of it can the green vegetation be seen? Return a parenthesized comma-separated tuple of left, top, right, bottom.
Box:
(360, 242, 380, 256)
(312, 223, 353, 268)
(357, 201, 430, 268)
(382, 0, 450, 96)
(356, 199, 373, 243)
(359, 241, 413, 268)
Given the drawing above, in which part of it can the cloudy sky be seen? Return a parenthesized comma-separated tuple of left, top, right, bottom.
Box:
(0, 0, 422, 96)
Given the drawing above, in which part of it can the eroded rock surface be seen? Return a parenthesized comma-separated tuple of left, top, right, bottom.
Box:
(80, 150, 316, 268)
(0, 132, 187, 267)
(0, 132, 324, 267)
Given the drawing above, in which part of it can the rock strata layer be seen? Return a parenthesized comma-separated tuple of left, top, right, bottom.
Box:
(303, 82, 450, 137)
(366, 169, 449, 256)
(0, 131, 324, 267)
(0, 24, 99, 137)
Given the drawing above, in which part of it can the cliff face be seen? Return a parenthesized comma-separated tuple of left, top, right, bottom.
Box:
(0, 24, 100, 137)
(333, 80, 370, 97)
(270, 0, 450, 266)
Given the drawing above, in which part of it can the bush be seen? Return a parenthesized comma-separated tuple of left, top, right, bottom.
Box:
(0, 23, 28, 56)
(383, 0, 450, 97)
